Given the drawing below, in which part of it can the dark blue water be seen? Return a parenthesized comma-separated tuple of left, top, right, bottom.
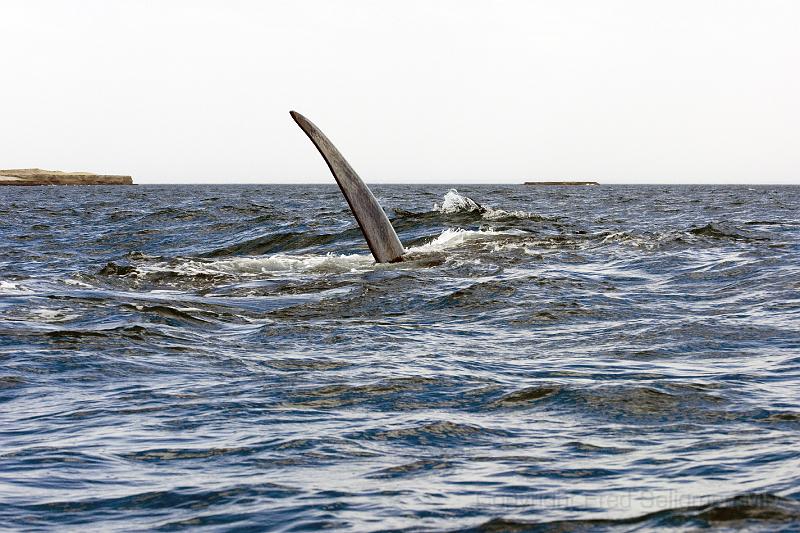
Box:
(1, 184, 799, 531)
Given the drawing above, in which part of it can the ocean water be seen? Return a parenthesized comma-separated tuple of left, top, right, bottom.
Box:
(1, 184, 799, 531)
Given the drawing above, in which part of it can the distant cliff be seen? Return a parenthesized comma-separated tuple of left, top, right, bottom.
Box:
(0, 169, 133, 186)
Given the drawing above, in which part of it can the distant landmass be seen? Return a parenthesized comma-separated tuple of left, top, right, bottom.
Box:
(0, 168, 133, 186)
(524, 181, 599, 186)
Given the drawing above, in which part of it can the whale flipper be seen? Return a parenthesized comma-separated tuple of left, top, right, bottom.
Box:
(291, 111, 405, 263)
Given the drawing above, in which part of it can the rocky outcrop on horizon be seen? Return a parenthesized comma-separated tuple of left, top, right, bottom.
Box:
(0, 168, 133, 186)
(524, 181, 599, 185)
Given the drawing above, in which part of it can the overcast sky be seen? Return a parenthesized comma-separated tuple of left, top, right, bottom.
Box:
(1, 0, 798, 184)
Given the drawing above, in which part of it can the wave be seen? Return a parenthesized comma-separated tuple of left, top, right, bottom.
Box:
(90, 191, 785, 290)
(354, 420, 507, 445)
(97, 227, 521, 281)
(594, 230, 688, 250)
(203, 230, 349, 258)
(0, 280, 34, 295)
(689, 222, 769, 241)
(406, 228, 523, 254)
(137, 253, 376, 277)
(471, 493, 800, 531)
(26, 308, 79, 323)
(186, 189, 546, 264)
(433, 188, 547, 221)
(594, 221, 777, 250)
(434, 188, 485, 214)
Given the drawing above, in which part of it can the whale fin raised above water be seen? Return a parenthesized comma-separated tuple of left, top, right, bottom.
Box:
(291, 111, 405, 263)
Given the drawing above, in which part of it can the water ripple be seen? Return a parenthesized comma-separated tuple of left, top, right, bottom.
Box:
(1, 184, 799, 530)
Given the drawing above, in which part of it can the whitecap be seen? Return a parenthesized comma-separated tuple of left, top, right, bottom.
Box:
(433, 188, 541, 221)
(29, 308, 79, 322)
(138, 252, 375, 277)
(406, 228, 523, 254)
(0, 280, 34, 295)
(433, 189, 484, 213)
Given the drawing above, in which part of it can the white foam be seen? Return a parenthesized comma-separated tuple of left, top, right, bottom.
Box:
(434, 189, 483, 213)
(481, 206, 539, 220)
(132, 226, 526, 279)
(139, 252, 375, 277)
(596, 231, 685, 250)
(407, 229, 480, 253)
(433, 189, 540, 220)
(406, 228, 523, 254)
(600, 232, 629, 244)
(29, 308, 79, 322)
(63, 278, 94, 288)
(0, 280, 34, 295)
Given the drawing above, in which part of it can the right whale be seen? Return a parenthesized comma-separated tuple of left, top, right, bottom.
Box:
(291, 111, 406, 264)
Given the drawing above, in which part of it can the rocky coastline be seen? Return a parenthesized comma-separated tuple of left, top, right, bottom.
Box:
(524, 181, 599, 186)
(0, 168, 133, 186)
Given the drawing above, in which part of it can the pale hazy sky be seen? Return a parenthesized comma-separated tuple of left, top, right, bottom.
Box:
(1, 1, 798, 184)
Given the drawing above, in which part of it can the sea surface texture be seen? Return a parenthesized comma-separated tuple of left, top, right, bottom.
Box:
(1, 184, 799, 531)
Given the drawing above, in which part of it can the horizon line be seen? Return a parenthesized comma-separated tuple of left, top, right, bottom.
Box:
(127, 181, 800, 185)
